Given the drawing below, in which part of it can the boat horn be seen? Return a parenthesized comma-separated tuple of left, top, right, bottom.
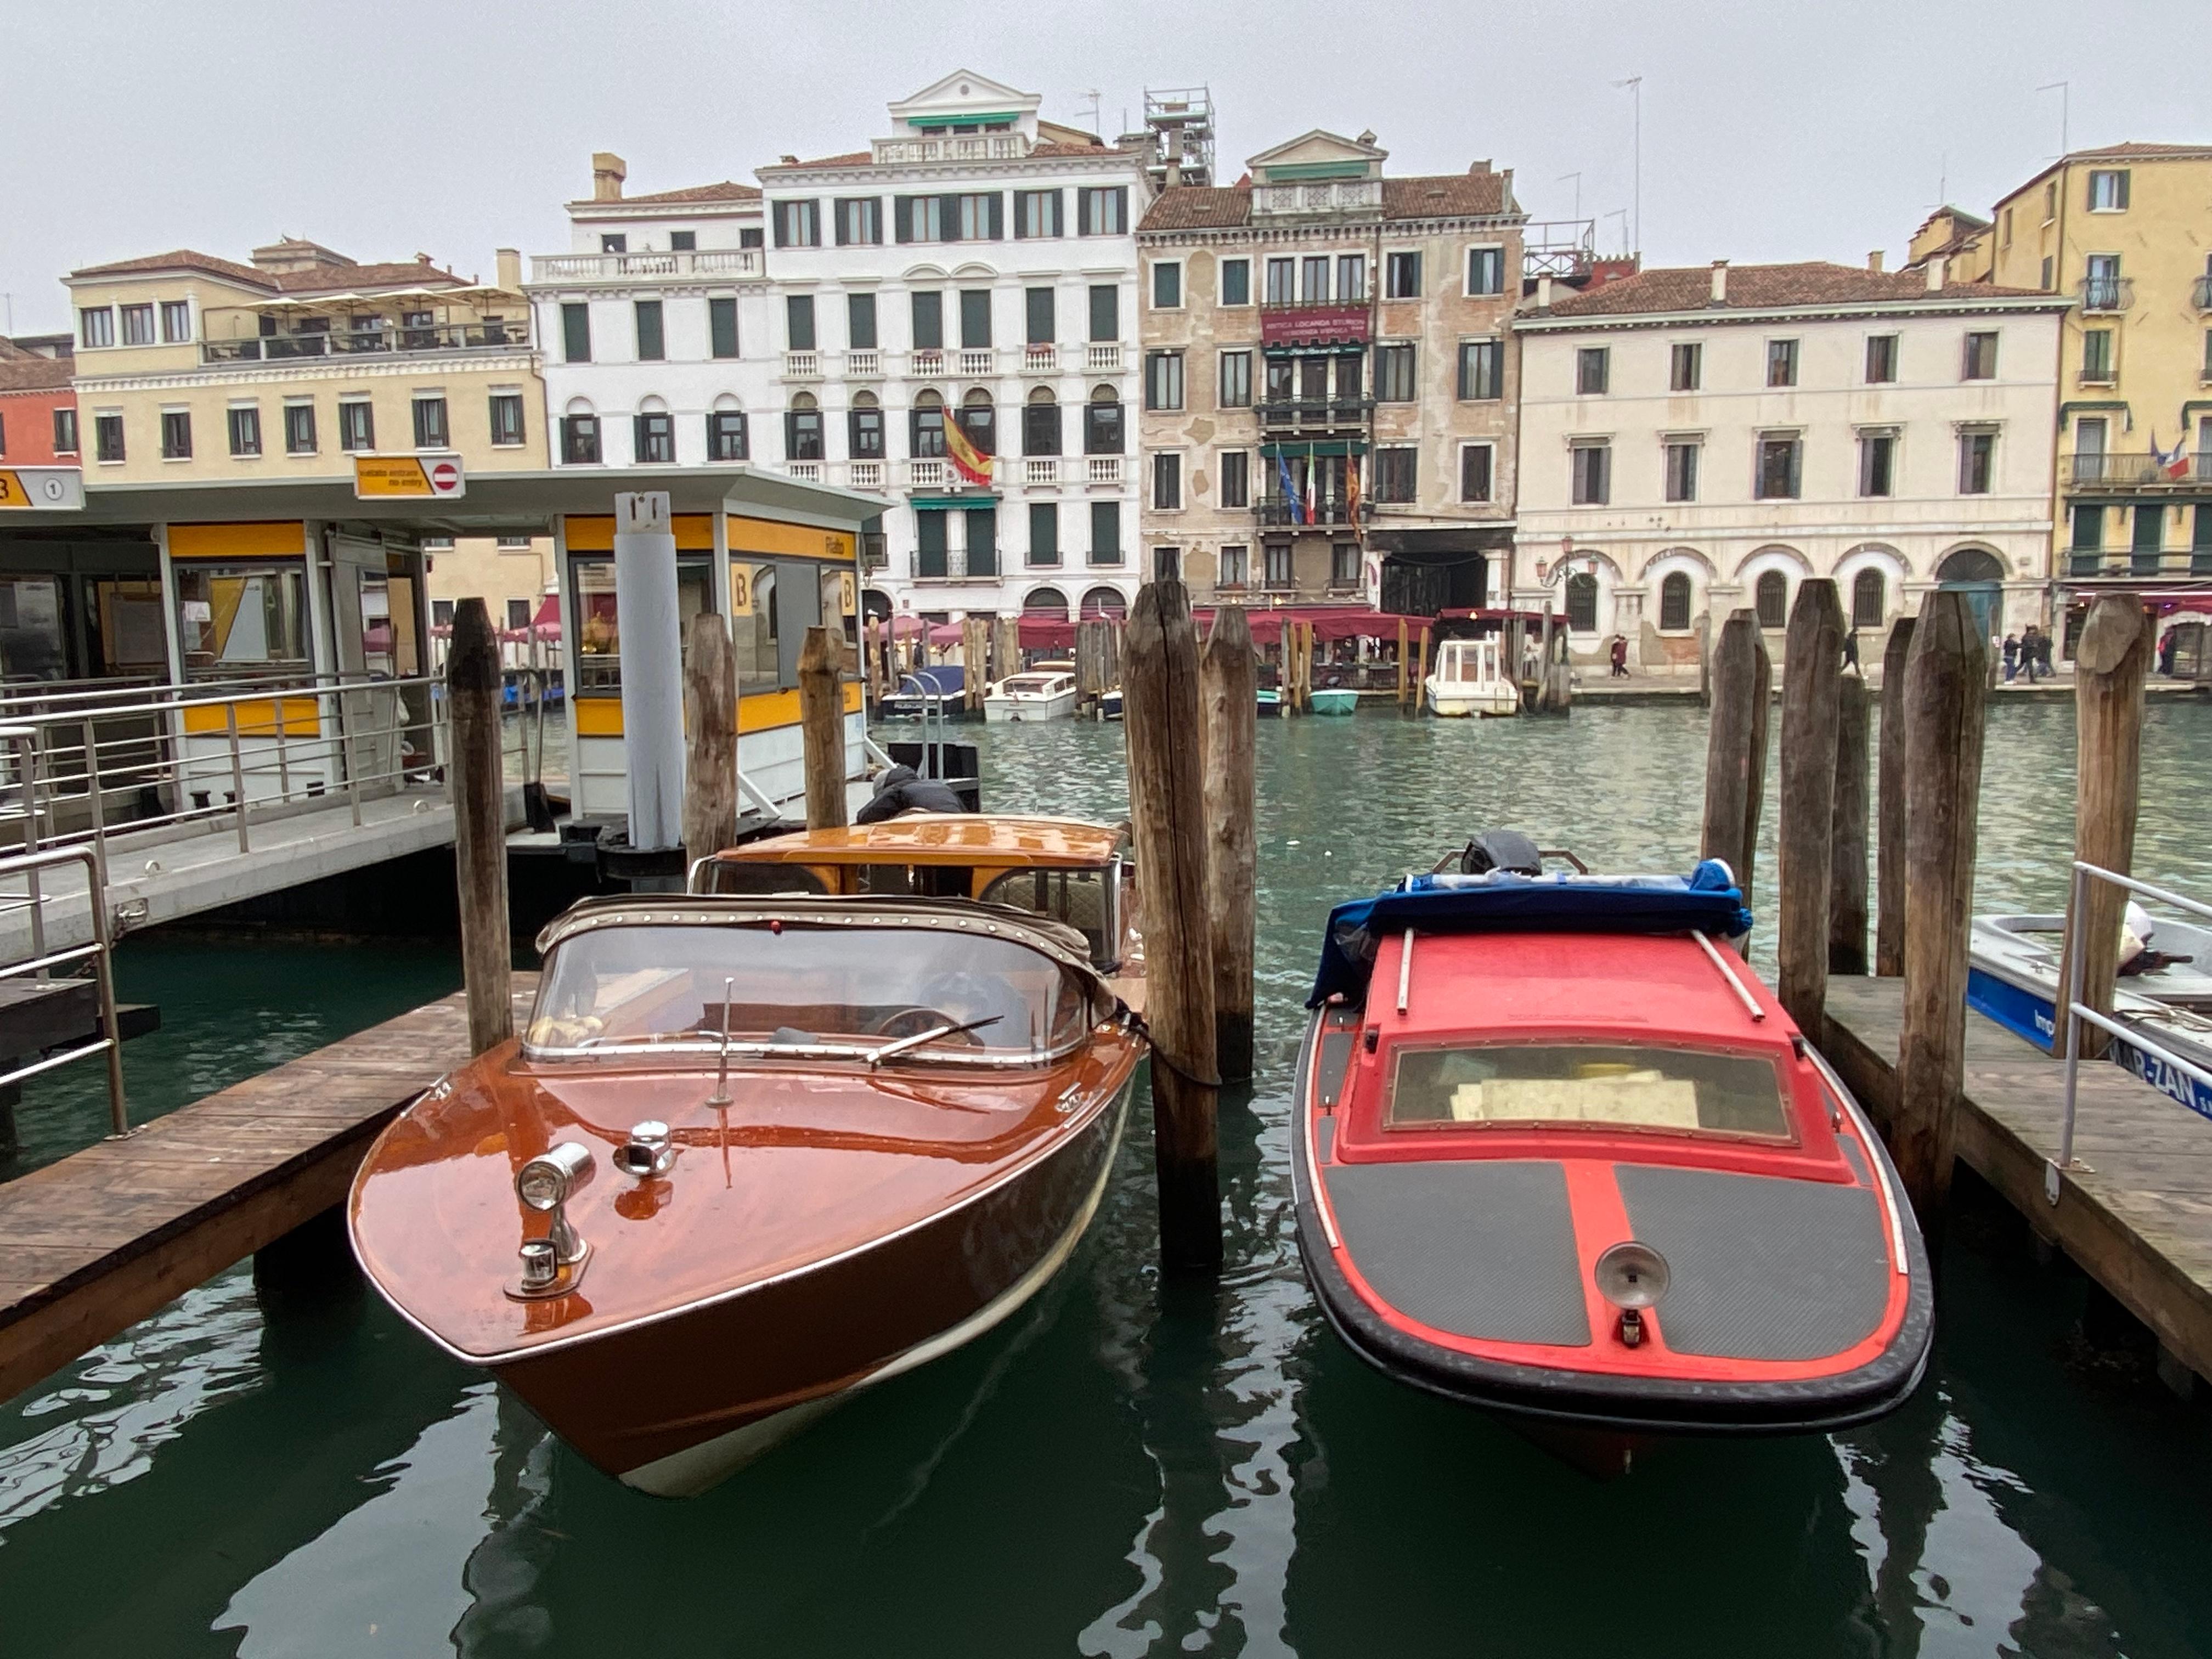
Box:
(1593, 1240, 1671, 1348)
(514, 1142, 595, 1293)
(613, 1120, 676, 1179)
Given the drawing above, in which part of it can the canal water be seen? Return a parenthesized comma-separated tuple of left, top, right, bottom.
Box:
(4, 699, 2210, 1657)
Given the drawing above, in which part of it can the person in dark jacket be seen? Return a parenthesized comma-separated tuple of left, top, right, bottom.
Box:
(854, 764, 966, 824)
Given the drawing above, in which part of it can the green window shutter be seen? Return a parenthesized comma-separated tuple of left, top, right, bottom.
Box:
(635, 301, 664, 362)
(893, 198, 914, 244)
(1026, 287, 1054, 345)
(786, 295, 815, 351)
(561, 302, 591, 363)
(1029, 502, 1059, 564)
(1089, 285, 1118, 343)
(848, 293, 877, 349)
(708, 297, 739, 359)
(912, 292, 942, 349)
(966, 509, 998, 577)
(961, 290, 992, 349)
(917, 510, 948, 578)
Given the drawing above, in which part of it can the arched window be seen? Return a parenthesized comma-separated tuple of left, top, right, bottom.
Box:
(783, 390, 822, 462)
(1937, 547, 2004, 585)
(956, 387, 995, 455)
(1085, 383, 1124, 456)
(861, 587, 893, 623)
(1659, 571, 1692, 632)
(1079, 585, 1127, 620)
(561, 397, 600, 465)
(911, 390, 946, 458)
(1852, 569, 1886, 629)
(1024, 385, 1061, 456)
(1565, 571, 1599, 633)
(1022, 585, 1070, 619)
(1755, 570, 1788, 628)
(708, 394, 747, 461)
(848, 390, 882, 459)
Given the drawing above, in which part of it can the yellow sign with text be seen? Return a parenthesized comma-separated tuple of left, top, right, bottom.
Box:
(354, 453, 465, 499)
(0, 467, 86, 510)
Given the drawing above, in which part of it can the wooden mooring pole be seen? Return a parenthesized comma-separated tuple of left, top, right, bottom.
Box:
(2053, 596, 2153, 1061)
(1875, 617, 1916, 977)
(1829, 669, 1871, 975)
(1123, 581, 1221, 1269)
(1200, 607, 1257, 1082)
(961, 616, 989, 714)
(1700, 610, 1770, 946)
(682, 611, 738, 862)
(448, 599, 512, 1056)
(1776, 578, 1844, 1034)
(798, 625, 847, 830)
(1396, 614, 1409, 706)
(1892, 590, 1987, 1237)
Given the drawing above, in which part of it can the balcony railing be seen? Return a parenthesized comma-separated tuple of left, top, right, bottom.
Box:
(200, 321, 527, 364)
(1023, 344, 1058, 373)
(1252, 178, 1384, 218)
(1256, 501, 1366, 528)
(1023, 458, 1060, 486)
(1085, 456, 1122, 486)
(2194, 275, 2212, 311)
(849, 460, 884, 490)
(909, 458, 947, 489)
(784, 350, 819, 377)
(1085, 343, 1122, 373)
(786, 461, 823, 483)
(847, 349, 880, 376)
(1257, 399, 1376, 429)
(2077, 277, 2133, 312)
(2064, 452, 2208, 489)
(530, 249, 761, 281)
(911, 348, 945, 377)
(957, 348, 995, 377)
(2067, 549, 2212, 578)
(872, 133, 1031, 165)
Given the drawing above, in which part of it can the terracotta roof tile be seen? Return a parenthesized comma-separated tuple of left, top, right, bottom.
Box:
(2066, 141, 2212, 160)
(69, 249, 273, 289)
(577, 180, 761, 206)
(1139, 186, 1250, 231)
(0, 356, 73, 392)
(1542, 261, 2053, 318)
(766, 151, 873, 172)
(272, 259, 462, 292)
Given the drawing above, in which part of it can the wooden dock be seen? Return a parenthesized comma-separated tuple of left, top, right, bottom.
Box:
(1822, 975, 2212, 1387)
(0, 976, 535, 1403)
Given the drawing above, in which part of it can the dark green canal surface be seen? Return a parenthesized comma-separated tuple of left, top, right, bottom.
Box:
(3, 700, 2210, 1657)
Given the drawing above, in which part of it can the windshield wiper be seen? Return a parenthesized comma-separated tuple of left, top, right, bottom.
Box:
(869, 1014, 1003, 1067)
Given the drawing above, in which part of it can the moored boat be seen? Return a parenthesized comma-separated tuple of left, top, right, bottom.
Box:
(878, 666, 964, 720)
(1311, 687, 1359, 715)
(1291, 832, 1932, 1437)
(350, 884, 1143, 1496)
(1424, 636, 1520, 716)
(984, 669, 1079, 722)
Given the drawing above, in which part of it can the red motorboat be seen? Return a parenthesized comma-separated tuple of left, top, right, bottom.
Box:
(1291, 834, 1932, 1436)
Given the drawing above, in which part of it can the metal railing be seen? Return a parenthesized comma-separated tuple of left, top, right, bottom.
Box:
(2051, 860, 2212, 1203)
(2076, 277, 2133, 312)
(0, 844, 127, 1135)
(2064, 451, 2208, 488)
(200, 321, 527, 364)
(1259, 399, 1376, 427)
(531, 249, 761, 281)
(2066, 548, 2212, 578)
(2195, 275, 2212, 311)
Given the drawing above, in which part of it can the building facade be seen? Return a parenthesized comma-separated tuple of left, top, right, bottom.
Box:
(1137, 132, 1525, 612)
(753, 72, 1151, 625)
(1514, 261, 2067, 667)
(1978, 144, 2212, 630)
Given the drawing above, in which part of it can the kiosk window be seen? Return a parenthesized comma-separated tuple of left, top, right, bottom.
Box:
(174, 563, 309, 680)
(571, 555, 712, 695)
(732, 560, 778, 692)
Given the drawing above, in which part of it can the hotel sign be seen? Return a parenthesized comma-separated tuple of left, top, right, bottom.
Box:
(0, 466, 84, 510)
(1260, 304, 1370, 349)
(354, 453, 465, 499)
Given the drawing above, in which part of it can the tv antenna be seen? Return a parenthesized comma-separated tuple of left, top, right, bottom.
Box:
(1077, 90, 1101, 135)
(1556, 172, 1582, 221)
(1611, 75, 1643, 257)
(2037, 81, 2070, 157)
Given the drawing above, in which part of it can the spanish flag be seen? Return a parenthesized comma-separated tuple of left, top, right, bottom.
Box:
(943, 416, 993, 486)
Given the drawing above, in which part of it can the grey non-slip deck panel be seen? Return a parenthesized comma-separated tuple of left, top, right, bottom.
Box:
(1325, 1159, 1590, 1346)
(1617, 1164, 1891, 1362)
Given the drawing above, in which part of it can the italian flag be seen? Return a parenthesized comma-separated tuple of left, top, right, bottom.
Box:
(943, 418, 993, 486)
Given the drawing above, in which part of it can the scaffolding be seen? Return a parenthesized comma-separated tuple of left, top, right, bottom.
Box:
(1143, 86, 1216, 189)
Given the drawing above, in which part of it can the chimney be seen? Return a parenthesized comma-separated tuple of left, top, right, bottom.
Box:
(1537, 273, 1554, 311)
(1867, 249, 1884, 275)
(1925, 253, 1946, 292)
(1164, 126, 1183, 190)
(1709, 259, 1729, 305)
(590, 151, 627, 202)
(495, 248, 522, 291)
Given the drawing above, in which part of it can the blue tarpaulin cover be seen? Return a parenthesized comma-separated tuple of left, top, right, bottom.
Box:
(1306, 860, 1754, 1008)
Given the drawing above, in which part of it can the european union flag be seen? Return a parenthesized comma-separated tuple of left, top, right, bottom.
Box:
(1276, 452, 1306, 525)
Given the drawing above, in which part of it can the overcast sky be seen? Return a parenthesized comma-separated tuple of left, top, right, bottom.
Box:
(3, 0, 2204, 336)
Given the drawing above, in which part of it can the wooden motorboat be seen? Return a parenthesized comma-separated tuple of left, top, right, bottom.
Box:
(349, 890, 1143, 1496)
(1424, 636, 1520, 717)
(1311, 687, 1359, 715)
(1291, 833, 1932, 1437)
(984, 670, 1078, 721)
(877, 666, 964, 720)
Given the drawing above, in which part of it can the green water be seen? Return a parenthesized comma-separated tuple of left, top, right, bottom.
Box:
(4, 702, 2210, 1658)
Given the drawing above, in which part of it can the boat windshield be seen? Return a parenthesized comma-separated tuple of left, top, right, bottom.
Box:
(979, 865, 1113, 962)
(1386, 1042, 1790, 1138)
(1002, 675, 1066, 695)
(526, 923, 1096, 1060)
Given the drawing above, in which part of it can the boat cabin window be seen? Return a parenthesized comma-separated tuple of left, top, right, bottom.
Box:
(980, 866, 1111, 962)
(699, 861, 830, 896)
(855, 863, 973, 897)
(527, 923, 1095, 1056)
(1386, 1042, 1790, 1139)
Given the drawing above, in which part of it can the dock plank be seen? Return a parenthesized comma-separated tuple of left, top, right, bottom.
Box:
(1822, 975, 2212, 1384)
(0, 977, 535, 1403)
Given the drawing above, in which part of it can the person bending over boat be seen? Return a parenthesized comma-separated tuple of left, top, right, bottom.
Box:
(855, 764, 966, 824)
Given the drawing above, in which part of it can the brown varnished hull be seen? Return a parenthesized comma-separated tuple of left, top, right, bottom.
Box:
(496, 1072, 1130, 1486)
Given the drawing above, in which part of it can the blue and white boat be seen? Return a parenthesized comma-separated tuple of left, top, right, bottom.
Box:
(1967, 912, 2212, 1122)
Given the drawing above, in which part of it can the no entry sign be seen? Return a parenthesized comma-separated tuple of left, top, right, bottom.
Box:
(354, 453, 466, 499)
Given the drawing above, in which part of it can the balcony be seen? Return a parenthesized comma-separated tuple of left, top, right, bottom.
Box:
(872, 133, 1031, 165)
(1257, 398, 1375, 431)
(1085, 343, 1123, 373)
(1023, 457, 1062, 486)
(787, 461, 823, 483)
(911, 348, 945, 377)
(2067, 549, 2212, 579)
(2077, 277, 2134, 313)
(1256, 501, 1366, 529)
(1259, 303, 1370, 349)
(783, 350, 819, 378)
(2063, 452, 2207, 490)
(1084, 456, 1122, 486)
(1251, 178, 1384, 218)
(849, 460, 885, 490)
(1022, 344, 1058, 373)
(2194, 275, 2212, 311)
(530, 249, 761, 282)
(957, 348, 995, 377)
(200, 320, 527, 364)
(848, 349, 881, 377)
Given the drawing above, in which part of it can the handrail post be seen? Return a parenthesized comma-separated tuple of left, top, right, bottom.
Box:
(225, 703, 250, 851)
(336, 687, 363, 827)
(10, 729, 46, 983)
(88, 844, 128, 1136)
(2054, 860, 2089, 1202)
(272, 692, 291, 803)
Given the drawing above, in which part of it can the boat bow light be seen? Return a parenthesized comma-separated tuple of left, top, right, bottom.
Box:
(1594, 1240, 1671, 1348)
(514, 1142, 595, 1295)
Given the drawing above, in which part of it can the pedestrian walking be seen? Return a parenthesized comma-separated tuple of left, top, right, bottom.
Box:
(2002, 634, 2019, 681)
(1609, 635, 1629, 678)
(2036, 628, 2055, 678)
(2020, 624, 2041, 683)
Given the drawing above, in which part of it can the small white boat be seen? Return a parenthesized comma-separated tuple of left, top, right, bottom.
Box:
(984, 670, 1079, 723)
(1424, 637, 1520, 718)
